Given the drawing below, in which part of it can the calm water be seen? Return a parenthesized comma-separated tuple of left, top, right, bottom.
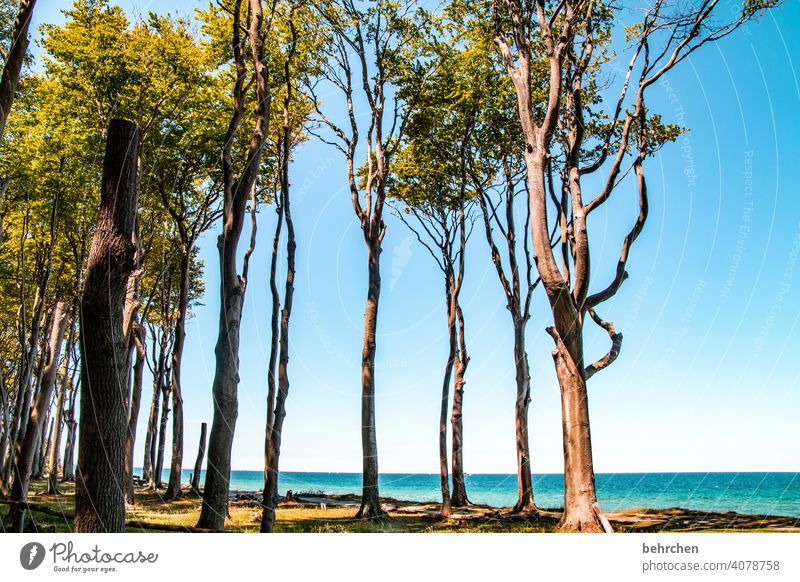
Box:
(152, 470, 799, 517)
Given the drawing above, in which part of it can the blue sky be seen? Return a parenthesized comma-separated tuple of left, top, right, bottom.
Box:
(32, 1, 800, 474)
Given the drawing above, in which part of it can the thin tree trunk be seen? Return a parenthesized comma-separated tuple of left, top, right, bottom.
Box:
(73, 119, 140, 533)
(450, 302, 470, 507)
(47, 314, 76, 494)
(261, 79, 297, 531)
(8, 301, 69, 532)
(61, 376, 78, 482)
(438, 272, 455, 517)
(190, 422, 207, 495)
(164, 250, 191, 500)
(142, 378, 160, 486)
(512, 321, 536, 513)
(0, 0, 38, 139)
(124, 324, 146, 503)
(356, 240, 385, 519)
(34, 416, 53, 479)
(154, 382, 170, 489)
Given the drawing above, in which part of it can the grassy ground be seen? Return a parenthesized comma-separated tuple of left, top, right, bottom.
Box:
(2, 478, 798, 533)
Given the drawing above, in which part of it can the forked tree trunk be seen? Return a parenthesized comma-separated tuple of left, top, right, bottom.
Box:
(190, 422, 207, 495)
(356, 240, 385, 519)
(164, 251, 191, 501)
(8, 301, 69, 532)
(124, 324, 146, 503)
(512, 322, 536, 513)
(73, 119, 140, 533)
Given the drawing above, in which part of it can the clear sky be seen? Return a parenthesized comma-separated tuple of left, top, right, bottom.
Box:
(31, 1, 800, 474)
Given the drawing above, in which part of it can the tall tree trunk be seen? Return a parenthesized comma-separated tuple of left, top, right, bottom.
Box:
(47, 315, 76, 494)
(450, 303, 470, 507)
(356, 240, 385, 519)
(164, 250, 191, 500)
(547, 302, 602, 532)
(124, 324, 146, 503)
(8, 301, 69, 532)
(73, 119, 140, 533)
(154, 382, 171, 489)
(0, 0, 38, 139)
(260, 89, 297, 531)
(190, 422, 207, 495)
(512, 320, 536, 513)
(197, 0, 271, 531)
(438, 273, 456, 517)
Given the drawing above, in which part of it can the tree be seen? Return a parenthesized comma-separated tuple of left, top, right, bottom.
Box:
(390, 22, 479, 511)
(73, 118, 140, 533)
(492, 0, 777, 531)
(310, 0, 422, 520)
(196, 0, 274, 531)
(260, 0, 319, 533)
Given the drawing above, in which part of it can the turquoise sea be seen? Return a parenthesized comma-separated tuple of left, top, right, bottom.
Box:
(152, 470, 800, 517)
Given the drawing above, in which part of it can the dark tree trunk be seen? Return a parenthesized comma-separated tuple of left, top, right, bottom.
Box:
(438, 273, 456, 517)
(33, 416, 52, 479)
(164, 251, 191, 501)
(0, 0, 38, 139)
(124, 324, 146, 503)
(8, 301, 69, 532)
(450, 301, 470, 507)
(142, 381, 160, 486)
(356, 240, 385, 519)
(260, 77, 297, 531)
(197, 0, 270, 531)
(73, 119, 140, 533)
(190, 422, 207, 495)
(154, 383, 171, 489)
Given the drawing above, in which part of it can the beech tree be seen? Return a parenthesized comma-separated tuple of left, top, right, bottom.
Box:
(196, 0, 274, 531)
(493, 0, 777, 531)
(73, 118, 140, 533)
(310, 0, 423, 520)
(260, 1, 320, 533)
(390, 26, 478, 512)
